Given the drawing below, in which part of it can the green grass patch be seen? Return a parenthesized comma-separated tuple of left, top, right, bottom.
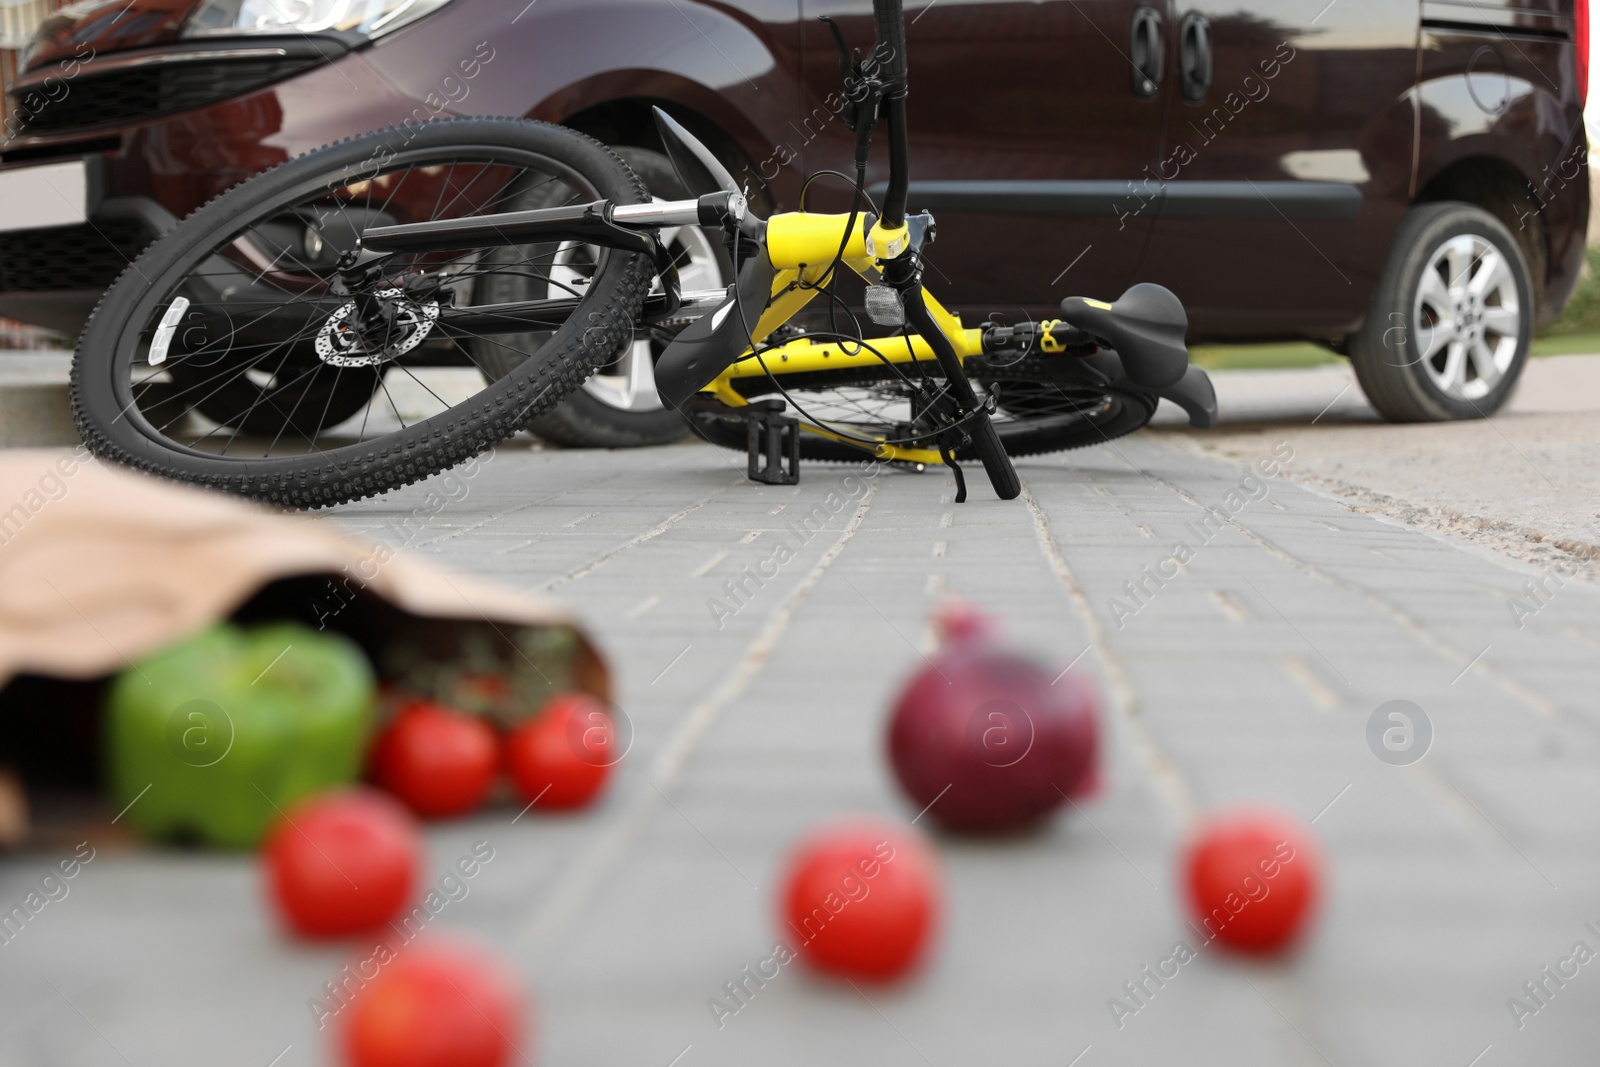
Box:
(1531, 330, 1600, 357)
(1189, 342, 1341, 371)
(1539, 244, 1600, 339)
(1529, 243, 1600, 356)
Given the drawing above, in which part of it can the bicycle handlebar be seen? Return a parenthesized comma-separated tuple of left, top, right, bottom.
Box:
(868, 1, 1016, 498)
(872, 0, 908, 87)
(870, 0, 910, 228)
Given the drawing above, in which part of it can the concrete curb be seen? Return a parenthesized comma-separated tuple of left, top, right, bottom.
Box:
(0, 351, 78, 447)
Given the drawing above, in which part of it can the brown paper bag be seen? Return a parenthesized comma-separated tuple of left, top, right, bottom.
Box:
(0, 449, 607, 845)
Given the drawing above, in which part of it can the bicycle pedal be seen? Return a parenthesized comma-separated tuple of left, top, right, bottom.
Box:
(745, 400, 800, 485)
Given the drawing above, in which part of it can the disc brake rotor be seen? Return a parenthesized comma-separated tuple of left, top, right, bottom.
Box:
(315, 288, 440, 368)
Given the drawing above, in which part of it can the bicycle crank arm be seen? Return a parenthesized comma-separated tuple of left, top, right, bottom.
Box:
(177, 286, 728, 352)
(360, 199, 644, 256)
(655, 252, 779, 411)
(434, 288, 729, 335)
(357, 192, 750, 256)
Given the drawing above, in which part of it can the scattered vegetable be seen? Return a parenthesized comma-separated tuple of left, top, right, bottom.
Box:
(504, 692, 614, 810)
(370, 700, 498, 818)
(264, 789, 420, 939)
(104, 622, 374, 848)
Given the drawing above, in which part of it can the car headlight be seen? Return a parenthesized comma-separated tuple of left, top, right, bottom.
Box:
(182, 0, 452, 39)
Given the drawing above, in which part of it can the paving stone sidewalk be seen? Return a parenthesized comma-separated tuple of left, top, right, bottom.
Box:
(5, 429, 1600, 1067)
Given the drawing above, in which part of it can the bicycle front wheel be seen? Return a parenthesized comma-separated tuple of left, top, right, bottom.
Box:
(71, 118, 654, 507)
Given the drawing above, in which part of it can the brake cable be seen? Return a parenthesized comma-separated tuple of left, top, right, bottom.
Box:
(716, 76, 992, 453)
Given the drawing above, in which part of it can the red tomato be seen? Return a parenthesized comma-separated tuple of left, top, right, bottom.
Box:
(780, 819, 940, 981)
(340, 940, 527, 1067)
(370, 701, 498, 818)
(264, 789, 420, 940)
(1182, 808, 1322, 954)
(504, 693, 614, 810)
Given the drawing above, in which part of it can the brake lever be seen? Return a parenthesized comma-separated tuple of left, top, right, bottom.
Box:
(818, 15, 867, 131)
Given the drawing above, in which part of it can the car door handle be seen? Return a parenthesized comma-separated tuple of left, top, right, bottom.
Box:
(1130, 6, 1164, 100)
(1179, 12, 1212, 103)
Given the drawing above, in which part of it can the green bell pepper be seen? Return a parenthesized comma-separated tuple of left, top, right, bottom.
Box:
(104, 621, 375, 849)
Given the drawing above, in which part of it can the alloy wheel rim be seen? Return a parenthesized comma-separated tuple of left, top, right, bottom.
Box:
(1411, 233, 1521, 401)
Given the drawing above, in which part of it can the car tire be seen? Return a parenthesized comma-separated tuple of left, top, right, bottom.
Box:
(482, 146, 730, 448)
(1348, 201, 1533, 422)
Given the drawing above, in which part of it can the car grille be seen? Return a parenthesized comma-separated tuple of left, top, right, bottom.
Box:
(0, 219, 152, 291)
(15, 57, 322, 135)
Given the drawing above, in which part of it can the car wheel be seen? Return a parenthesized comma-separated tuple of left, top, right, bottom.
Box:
(520, 146, 731, 447)
(1348, 201, 1532, 422)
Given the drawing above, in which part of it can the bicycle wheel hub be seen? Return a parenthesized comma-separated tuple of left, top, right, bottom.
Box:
(315, 288, 440, 368)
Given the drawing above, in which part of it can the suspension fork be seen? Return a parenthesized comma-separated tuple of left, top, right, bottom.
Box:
(879, 249, 1021, 501)
(881, 256, 984, 415)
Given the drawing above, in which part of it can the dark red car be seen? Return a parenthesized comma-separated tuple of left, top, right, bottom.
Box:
(0, 0, 1588, 443)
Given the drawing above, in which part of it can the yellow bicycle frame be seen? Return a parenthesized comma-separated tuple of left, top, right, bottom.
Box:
(702, 211, 985, 466)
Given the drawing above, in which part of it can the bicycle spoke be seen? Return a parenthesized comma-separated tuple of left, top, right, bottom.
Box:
(374, 372, 409, 431)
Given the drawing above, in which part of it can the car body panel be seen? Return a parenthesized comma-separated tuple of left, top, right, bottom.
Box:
(24, 0, 195, 70)
(800, 0, 1167, 315)
(0, 49, 430, 331)
(1129, 1, 1421, 339)
(0, 0, 1587, 344)
(1413, 11, 1589, 322)
(359, 0, 806, 206)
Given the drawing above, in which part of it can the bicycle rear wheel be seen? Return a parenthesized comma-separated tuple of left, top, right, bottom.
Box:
(690, 362, 1157, 462)
(71, 118, 654, 507)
